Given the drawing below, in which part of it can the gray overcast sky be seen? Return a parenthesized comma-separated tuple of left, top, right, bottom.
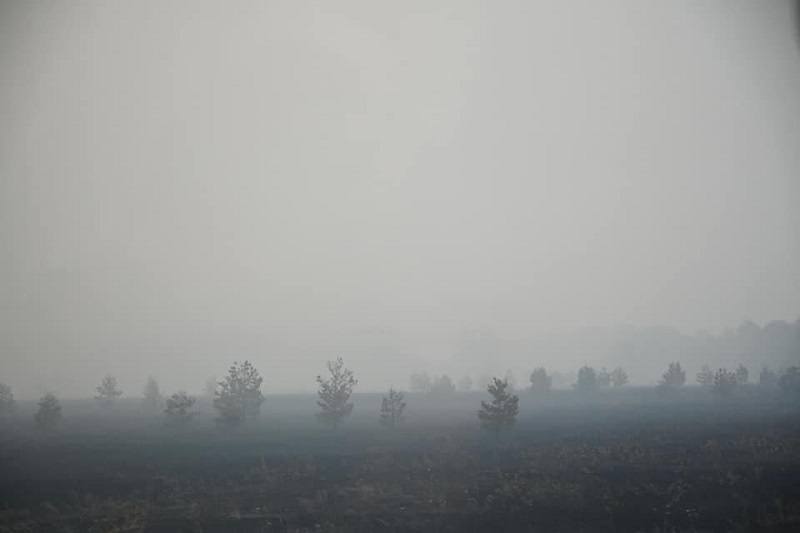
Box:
(1, 1, 799, 396)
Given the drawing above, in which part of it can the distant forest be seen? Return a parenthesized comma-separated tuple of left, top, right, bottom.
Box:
(603, 319, 799, 384)
(455, 319, 800, 387)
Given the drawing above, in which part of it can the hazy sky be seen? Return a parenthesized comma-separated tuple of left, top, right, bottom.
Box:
(1, 1, 799, 396)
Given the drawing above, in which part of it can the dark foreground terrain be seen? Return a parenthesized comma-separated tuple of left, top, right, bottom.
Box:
(1, 389, 799, 532)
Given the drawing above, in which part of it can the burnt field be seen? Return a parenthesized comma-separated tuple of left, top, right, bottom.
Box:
(1, 389, 800, 532)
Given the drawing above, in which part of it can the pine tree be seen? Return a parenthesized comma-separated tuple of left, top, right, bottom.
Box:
(35, 393, 62, 429)
(712, 368, 738, 396)
(429, 375, 455, 398)
(658, 362, 686, 392)
(142, 376, 163, 413)
(316, 357, 357, 428)
(478, 377, 519, 438)
(214, 361, 264, 426)
(574, 366, 598, 392)
(164, 390, 196, 426)
(95, 375, 123, 406)
(735, 364, 749, 386)
(379, 388, 406, 428)
(696, 364, 714, 387)
(0, 383, 14, 414)
(528, 367, 552, 393)
(610, 367, 629, 388)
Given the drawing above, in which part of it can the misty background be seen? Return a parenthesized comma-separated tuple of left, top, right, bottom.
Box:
(1, 1, 798, 398)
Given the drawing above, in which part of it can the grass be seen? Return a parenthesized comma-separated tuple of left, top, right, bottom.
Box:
(0, 387, 799, 531)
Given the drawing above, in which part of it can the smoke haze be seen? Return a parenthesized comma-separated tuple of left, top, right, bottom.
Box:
(1, 1, 798, 397)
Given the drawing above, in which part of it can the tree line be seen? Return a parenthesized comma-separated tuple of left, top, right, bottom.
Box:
(1, 360, 798, 434)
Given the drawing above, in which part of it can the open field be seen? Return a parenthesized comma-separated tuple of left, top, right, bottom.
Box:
(1, 389, 800, 532)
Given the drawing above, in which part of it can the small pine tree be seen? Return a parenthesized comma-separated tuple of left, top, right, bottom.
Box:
(735, 364, 749, 386)
(478, 377, 519, 438)
(142, 376, 163, 413)
(214, 361, 264, 426)
(35, 393, 62, 429)
(610, 367, 629, 388)
(95, 375, 123, 406)
(379, 388, 406, 428)
(316, 357, 357, 428)
(528, 367, 552, 393)
(712, 368, 738, 396)
(696, 364, 714, 387)
(0, 383, 15, 414)
(574, 366, 598, 392)
(658, 362, 686, 391)
(164, 390, 196, 426)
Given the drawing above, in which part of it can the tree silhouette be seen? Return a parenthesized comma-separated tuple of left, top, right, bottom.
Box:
(95, 375, 123, 406)
(528, 367, 552, 393)
(316, 357, 357, 428)
(164, 390, 196, 427)
(214, 361, 264, 426)
(735, 364, 749, 386)
(712, 368, 738, 396)
(610, 367, 629, 388)
(696, 364, 714, 387)
(379, 388, 406, 428)
(574, 366, 598, 392)
(478, 377, 519, 438)
(658, 362, 686, 392)
(408, 371, 431, 392)
(35, 393, 62, 429)
(142, 376, 163, 413)
(429, 375, 456, 398)
(0, 383, 14, 414)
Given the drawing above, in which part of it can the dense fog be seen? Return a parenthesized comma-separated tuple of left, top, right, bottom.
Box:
(1, 1, 799, 398)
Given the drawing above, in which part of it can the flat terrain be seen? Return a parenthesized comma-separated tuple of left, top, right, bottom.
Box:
(1, 389, 799, 532)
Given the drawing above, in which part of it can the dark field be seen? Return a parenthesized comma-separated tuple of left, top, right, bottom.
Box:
(2, 389, 800, 532)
